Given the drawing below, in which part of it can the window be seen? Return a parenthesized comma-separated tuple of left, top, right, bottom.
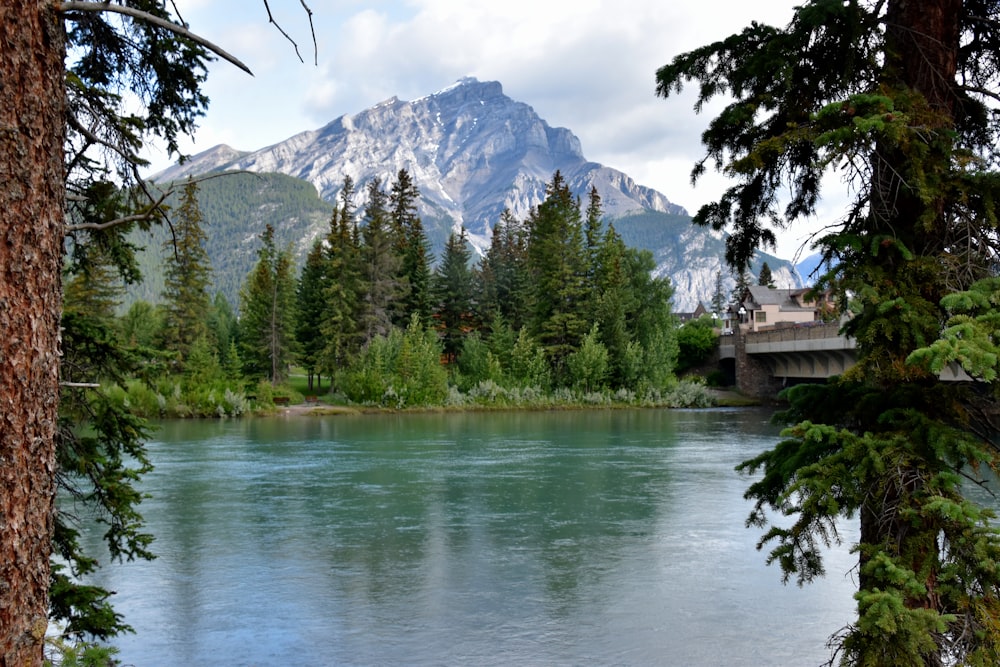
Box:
(755, 311, 767, 323)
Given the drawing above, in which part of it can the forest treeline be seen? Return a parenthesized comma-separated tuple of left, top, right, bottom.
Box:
(69, 170, 714, 418)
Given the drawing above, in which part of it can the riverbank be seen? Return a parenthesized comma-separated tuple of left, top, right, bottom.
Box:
(266, 386, 763, 417)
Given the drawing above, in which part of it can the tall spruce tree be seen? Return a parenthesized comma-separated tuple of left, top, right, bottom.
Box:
(526, 171, 589, 374)
(239, 225, 297, 385)
(295, 239, 329, 391)
(477, 209, 531, 330)
(322, 177, 363, 379)
(658, 1, 1000, 663)
(731, 270, 751, 306)
(160, 179, 212, 362)
(592, 223, 635, 387)
(359, 178, 404, 342)
(390, 169, 432, 326)
(756, 261, 776, 288)
(432, 229, 475, 361)
(584, 185, 604, 284)
(710, 270, 727, 316)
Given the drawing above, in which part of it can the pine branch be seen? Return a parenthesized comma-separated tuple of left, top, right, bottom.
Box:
(58, 2, 254, 76)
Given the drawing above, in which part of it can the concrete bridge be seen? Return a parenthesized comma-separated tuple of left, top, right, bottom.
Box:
(718, 322, 970, 398)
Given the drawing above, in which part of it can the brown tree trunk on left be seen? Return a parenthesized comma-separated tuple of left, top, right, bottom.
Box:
(0, 2, 66, 666)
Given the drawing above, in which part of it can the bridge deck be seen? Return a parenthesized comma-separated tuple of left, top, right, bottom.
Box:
(720, 322, 970, 385)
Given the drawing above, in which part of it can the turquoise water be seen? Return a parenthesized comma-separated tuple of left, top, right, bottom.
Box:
(85, 408, 858, 665)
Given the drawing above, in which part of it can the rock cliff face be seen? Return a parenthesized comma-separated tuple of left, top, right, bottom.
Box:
(155, 77, 796, 310)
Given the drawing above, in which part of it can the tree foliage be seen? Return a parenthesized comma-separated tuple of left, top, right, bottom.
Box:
(527, 171, 591, 374)
(319, 177, 363, 380)
(159, 179, 212, 361)
(390, 169, 432, 327)
(676, 316, 718, 373)
(757, 261, 775, 288)
(295, 239, 329, 390)
(477, 209, 531, 331)
(658, 1, 1000, 663)
(239, 225, 297, 384)
(432, 229, 475, 360)
(358, 178, 403, 342)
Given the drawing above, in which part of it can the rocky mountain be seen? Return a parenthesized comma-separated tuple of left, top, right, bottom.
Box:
(153, 77, 798, 310)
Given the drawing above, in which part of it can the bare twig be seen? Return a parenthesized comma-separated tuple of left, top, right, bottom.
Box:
(58, 2, 254, 76)
(299, 0, 318, 66)
(262, 0, 303, 63)
(259, 0, 318, 64)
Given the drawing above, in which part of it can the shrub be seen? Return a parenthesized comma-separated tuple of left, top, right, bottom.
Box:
(665, 378, 715, 408)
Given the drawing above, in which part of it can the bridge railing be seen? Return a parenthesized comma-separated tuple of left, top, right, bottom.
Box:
(744, 322, 844, 344)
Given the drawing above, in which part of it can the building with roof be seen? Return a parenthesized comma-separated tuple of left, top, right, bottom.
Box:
(723, 285, 831, 334)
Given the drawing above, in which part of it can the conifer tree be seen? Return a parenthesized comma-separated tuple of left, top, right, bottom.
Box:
(731, 270, 751, 305)
(62, 253, 124, 323)
(756, 261, 775, 288)
(295, 239, 329, 391)
(432, 228, 475, 361)
(584, 185, 604, 288)
(390, 169, 432, 326)
(239, 225, 297, 385)
(322, 176, 363, 378)
(526, 171, 589, 374)
(592, 223, 634, 387)
(710, 270, 727, 316)
(207, 292, 238, 370)
(659, 1, 1000, 662)
(477, 209, 531, 330)
(57, 206, 154, 645)
(359, 178, 403, 342)
(160, 179, 212, 361)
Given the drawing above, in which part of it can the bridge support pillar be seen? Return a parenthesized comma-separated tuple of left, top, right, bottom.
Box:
(734, 328, 786, 399)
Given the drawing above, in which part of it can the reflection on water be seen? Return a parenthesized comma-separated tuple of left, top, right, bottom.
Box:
(86, 409, 858, 665)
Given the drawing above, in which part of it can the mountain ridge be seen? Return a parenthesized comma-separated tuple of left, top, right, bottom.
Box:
(155, 78, 686, 248)
(153, 77, 797, 310)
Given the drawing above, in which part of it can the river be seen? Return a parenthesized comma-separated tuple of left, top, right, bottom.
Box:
(82, 408, 858, 666)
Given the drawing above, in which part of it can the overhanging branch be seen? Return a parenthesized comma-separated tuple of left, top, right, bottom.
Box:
(58, 2, 254, 76)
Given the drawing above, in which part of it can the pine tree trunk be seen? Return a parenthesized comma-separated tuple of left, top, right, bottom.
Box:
(857, 0, 961, 635)
(0, 3, 66, 665)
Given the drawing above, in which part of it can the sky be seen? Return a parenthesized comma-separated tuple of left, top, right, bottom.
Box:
(145, 0, 836, 259)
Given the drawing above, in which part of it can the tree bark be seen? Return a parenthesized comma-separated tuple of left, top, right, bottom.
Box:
(0, 2, 66, 665)
(858, 0, 962, 627)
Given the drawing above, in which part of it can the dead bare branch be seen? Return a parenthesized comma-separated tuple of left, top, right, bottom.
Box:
(263, 0, 302, 63)
(299, 0, 318, 66)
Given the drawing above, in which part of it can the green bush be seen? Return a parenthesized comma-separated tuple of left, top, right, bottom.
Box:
(456, 333, 505, 391)
(341, 317, 448, 407)
(675, 316, 718, 373)
(566, 325, 609, 392)
(664, 378, 715, 408)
